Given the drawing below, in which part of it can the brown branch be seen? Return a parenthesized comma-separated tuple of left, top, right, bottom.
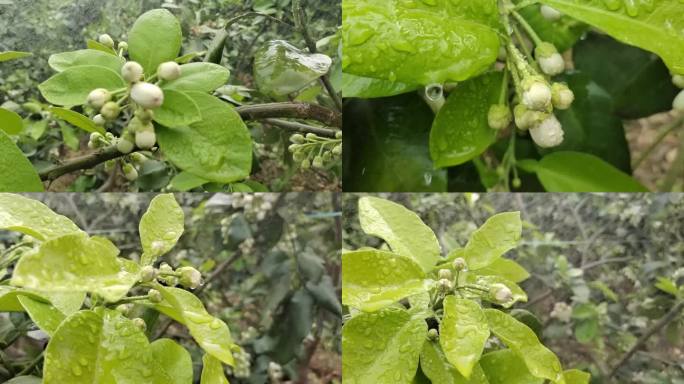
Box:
(39, 145, 134, 182)
(262, 118, 337, 137)
(235, 102, 341, 128)
(608, 300, 684, 379)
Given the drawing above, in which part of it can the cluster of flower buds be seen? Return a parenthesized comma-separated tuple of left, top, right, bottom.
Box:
(228, 193, 276, 221)
(139, 263, 202, 290)
(226, 347, 252, 378)
(673, 75, 684, 112)
(288, 132, 342, 170)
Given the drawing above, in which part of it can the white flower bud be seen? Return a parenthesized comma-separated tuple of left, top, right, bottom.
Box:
(522, 80, 552, 111)
(312, 156, 324, 168)
(118, 41, 128, 51)
(491, 283, 513, 303)
(530, 114, 564, 148)
(452, 257, 467, 271)
(438, 269, 452, 280)
(100, 101, 121, 120)
(551, 83, 575, 110)
(290, 134, 305, 144)
(131, 82, 164, 109)
(123, 163, 138, 181)
(87, 88, 111, 109)
(427, 328, 439, 341)
(540, 5, 562, 21)
(148, 289, 163, 303)
(117, 138, 135, 154)
(487, 104, 512, 130)
(93, 114, 106, 126)
(157, 61, 182, 81)
(514, 104, 546, 130)
(535, 42, 564, 76)
(674, 89, 684, 112)
(98, 34, 114, 48)
(132, 317, 146, 331)
(438, 278, 453, 292)
(177, 266, 202, 289)
(332, 144, 342, 156)
(136, 109, 155, 123)
(673, 75, 684, 89)
(140, 265, 157, 283)
(135, 125, 157, 149)
(121, 61, 144, 83)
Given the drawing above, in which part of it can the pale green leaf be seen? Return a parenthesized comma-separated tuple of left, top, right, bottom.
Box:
(463, 212, 521, 270)
(476, 258, 530, 283)
(0, 51, 32, 62)
(0, 193, 79, 239)
(485, 309, 565, 384)
(11, 233, 140, 302)
(17, 295, 65, 336)
(40, 291, 86, 315)
(4, 376, 42, 384)
(155, 285, 235, 366)
(150, 339, 194, 384)
(157, 92, 252, 184)
(0, 133, 44, 192)
(420, 340, 489, 384)
(440, 297, 490, 378)
(49, 107, 106, 135)
(341, 72, 417, 98)
(139, 193, 184, 265)
(342, 307, 426, 383)
(86, 39, 117, 55)
(200, 354, 229, 384)
(169, 171, 210, 191)
(342, 249, 433, 312)
(129, 9, 182, 75)
(162, 63, 230, 93)
(563, 369, 591, 384)
(539, 0, 684, 74)
(0, 286, 37, 312)
(655, 277, 679, 297)
(39, 65, 126, 106)
(0, 107, 23, 135)
(358, 196, 441, 272)
(48, 49, 125, 73)
(480, 349, 544, 384)
(44, 309, 172, 383)
(153, 89, 202, 128)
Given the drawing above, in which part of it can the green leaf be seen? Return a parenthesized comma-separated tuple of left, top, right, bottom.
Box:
(517, 151, 648, 192)
(0, 107, 23, 135)
(48, 49, 125, 74)
(0, 133, 43, 192)
(0, 193, 79, 239)
(480, 349, 544, 384)
(17, 295, 65, 336)
(11, 233, 140, 302)
(0, 287, 28, 311)
(342, 249, 432, 312)
(49, 107, 106, 135)
(157, 92, 252, 184)
(484, 309, 565, 383)
(563, 369, 591, 384)
(305, 275, 343, 317)
(655, 277, 679, 297)
(128, 9, 182, 75)
(4, 376, 42, 384)
(343, 94, 447, 192)
(153, 89, 202, 128)
(0, 51, 31, 62)
(162, 62, 230, 93)
(200, 354, 229, 384)
(341, 72, 417, 99)
(150, 339, 194, 384)
(574, 33, 680, 119)
(59, 123, 81, 150)
(342, 0, 500, 85)
(342, 307, 426, 383)
(39, 65, 126, 106)
(463, 212, 521, 270)
(44, 309, 172, 383)
(139, 193, 184, 265)
(155, 286, 235, 366)
(537, 73, 630, 172)
(468, 275, 528, 307)
(516, 3, 589, 52)
(440, 297, 490, 378)
(86, 39, 116, 55)
(169, 171, 210, 191)
(476, 258, 530, 283)
(358, 196, 441, 271)
(41, 291, 86, 316)
(430, 72, 503, 168)
(421, 341, 489, 384)
(538, 0, 684, 74)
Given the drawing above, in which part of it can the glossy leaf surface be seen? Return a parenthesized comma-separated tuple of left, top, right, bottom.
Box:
(128, 9, 182, 75)
(341, 73, 417, 99)
(153, 89, 202, 128)
(162, 62, 230, 93)
(421, 340, 489, 384)
(17, 295, 65, 336)
(463, 212, 521, 270)
(48, 49, 125, 74)
(475, 258, 530, 283)
(0, 193, 79, 239)
(150, 339, 193, 384)
(39, 65, 126, 106)
(0, 107, 23, 135)
(440, 297, 490, 378)
(200, 354, 229, 384)
(139, 193, 184, 265)
(480, 349, 544, 384)
(0, 133, 43, 192)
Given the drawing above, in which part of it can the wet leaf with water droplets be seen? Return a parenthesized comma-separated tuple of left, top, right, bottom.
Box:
(463, 212, 521, 270)
(154, 285, 236, 366)
(563, 369, 591, 384)
(484, 309, 565, 384)
(200, 353, 229, 384)
(475, 258, 530, 284)
(17, 295, 66, 336)
(439, 297, 490, 379)
(44, 309, 173, 384)
(150, 338, 193, 384)
(342, 307, 426, 384)
(0, 193, 80, 240)
(139, 193, 184, 265)
(479, 349, 544, 384)
(538, 0, 684, 74)
(10, 233, 140, 302)
(430, 72, 503, 168)
(358, 196, 441, 271)
(421, 339, 489, 384)
(342, 249, 433, 311)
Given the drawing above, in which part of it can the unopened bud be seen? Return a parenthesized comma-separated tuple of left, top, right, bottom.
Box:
(140, 265, 157, 283)
(551, 83, 574, 110)
(157, 61, 182, 81)
(530, 114, 564, 148)
(491, 283, 513, 303)
(487, 104, 512, 130)
(438, 269, 452, 280)
(87, 88, 112, 109)
(100, 101, 121, 120)
(177, 266, 202, 289)
(438, 278, 453, 292)
(427, 329, 439, 341)
(673, 75, 684, 89)
(290, 134, 305, 144)
(674, 89, 684, 112)
(122, 61, 144, 83)
(540, 5, 562, 21)
(131, 82, 164, 109)
(522, 78, 552, 111)
(98, 34, 114, 48)
(122, 163, 138, 181)
(148, 289, 163, 303)
(132, 317, 146, 331)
